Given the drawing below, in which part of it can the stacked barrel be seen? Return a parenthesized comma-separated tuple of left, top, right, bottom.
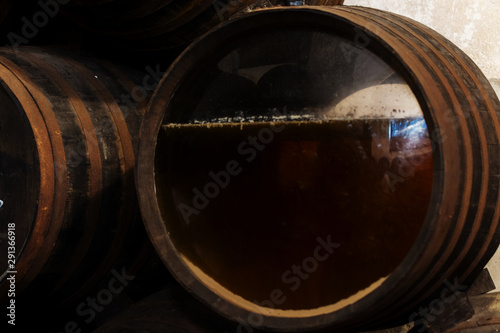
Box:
(0, 46, 157, 330)
(136, 5, 500, 333)
(2, 1, 500, 333)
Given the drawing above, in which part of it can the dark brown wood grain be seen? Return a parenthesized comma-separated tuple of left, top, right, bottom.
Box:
(0, 47, 154, 314)
(467, 269, 496, 297)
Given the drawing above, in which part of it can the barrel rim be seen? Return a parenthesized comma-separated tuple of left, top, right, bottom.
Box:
(0, 78, 40, 282)
(0, 54, 64, 291)
(137, 6, 443, 330)
(136, 5, 498, 331)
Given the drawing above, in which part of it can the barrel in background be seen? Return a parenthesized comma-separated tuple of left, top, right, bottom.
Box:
(61, 0, 256, 54)
(59, 0, 345, 55)
(0, 47, 158, 320)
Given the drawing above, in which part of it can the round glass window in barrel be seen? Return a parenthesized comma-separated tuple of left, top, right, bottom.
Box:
(137, 7, 500, 332)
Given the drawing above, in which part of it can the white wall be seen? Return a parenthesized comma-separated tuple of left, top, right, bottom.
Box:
(343, 0, 500, 292)
(489, 80, 500, 293)
(343, 0, 500, 80)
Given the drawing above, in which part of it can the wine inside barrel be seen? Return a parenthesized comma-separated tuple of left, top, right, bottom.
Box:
(137, 6, 500, 331)
(155, 117, 433, 311)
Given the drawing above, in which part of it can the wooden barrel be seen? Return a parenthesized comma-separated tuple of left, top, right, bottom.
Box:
(65, 0, 214, 36)
(62, 0, 253, 53)
(0, 46, 154, 312)
(136, 6, 500, 332)
(62, 1, 344, 53)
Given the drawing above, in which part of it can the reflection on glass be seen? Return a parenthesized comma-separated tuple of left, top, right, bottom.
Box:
(155, 29, 433, 310)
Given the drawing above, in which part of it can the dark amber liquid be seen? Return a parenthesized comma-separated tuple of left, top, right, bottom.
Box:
(155, 119, 433, 310)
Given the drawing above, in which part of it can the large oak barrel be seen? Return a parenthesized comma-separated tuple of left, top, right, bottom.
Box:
(0, 47, 156, 320)
(61, 1, 344, 53)
(136, 6, 500, 332)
